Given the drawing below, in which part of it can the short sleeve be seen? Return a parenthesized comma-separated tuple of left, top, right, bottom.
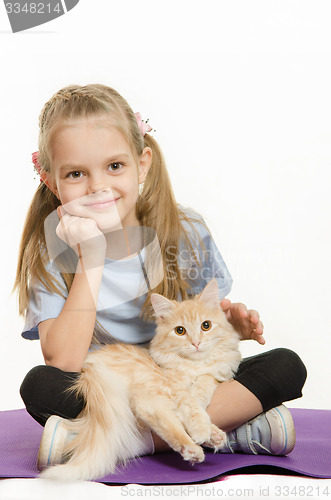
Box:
(22, 261, 67, 340)
(178, 206, 233, 299)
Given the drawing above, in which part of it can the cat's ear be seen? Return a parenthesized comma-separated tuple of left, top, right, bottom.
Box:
(199, 278, 220, 308)
(151, 293, 176, 320)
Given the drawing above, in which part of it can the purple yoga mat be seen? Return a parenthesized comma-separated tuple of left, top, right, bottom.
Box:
(0, 408, 330, 483)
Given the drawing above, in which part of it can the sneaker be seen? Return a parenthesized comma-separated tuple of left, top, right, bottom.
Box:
(37, 415, 74, 471)
(220, 405, 296, 455)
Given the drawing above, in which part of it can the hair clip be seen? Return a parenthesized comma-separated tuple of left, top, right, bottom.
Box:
(135, 112, 153, 136)
(32, 151, 43, 182)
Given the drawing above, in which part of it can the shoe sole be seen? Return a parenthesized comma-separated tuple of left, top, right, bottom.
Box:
(37, 415, 68, 471)
(266, 405, 296, 455)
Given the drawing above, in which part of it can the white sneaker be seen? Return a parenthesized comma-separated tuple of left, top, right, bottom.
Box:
(220, 405, 296, 455)
(37, 415, 74, 471)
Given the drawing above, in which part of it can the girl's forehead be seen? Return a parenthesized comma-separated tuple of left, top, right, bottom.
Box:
(50, 118, 130, 151)
(49, 117, 133, 165)
(50, 115, 123, 139)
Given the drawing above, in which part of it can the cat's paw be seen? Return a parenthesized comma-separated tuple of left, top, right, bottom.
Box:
(180, 443, 205, 464)
(203, 424, 226, 451)
(189, 427, 213, 445)
(185, 416, 213, 445)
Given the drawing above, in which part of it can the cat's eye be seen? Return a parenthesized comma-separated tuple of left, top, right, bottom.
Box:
(201, 321, 212, 331)
(174, 326, 186, 336)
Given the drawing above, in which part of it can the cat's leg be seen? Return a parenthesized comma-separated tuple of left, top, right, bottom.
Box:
(189, 375, 218, 409)
(175, 395, 225, 448)
(134, 396, 205, 464)
(176, 376, 226, 450)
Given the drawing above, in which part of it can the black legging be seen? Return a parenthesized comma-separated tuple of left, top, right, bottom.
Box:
(20, 348, 307, 427)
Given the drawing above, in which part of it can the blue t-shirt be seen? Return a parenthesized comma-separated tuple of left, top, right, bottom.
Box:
(22, 206, 233, 345)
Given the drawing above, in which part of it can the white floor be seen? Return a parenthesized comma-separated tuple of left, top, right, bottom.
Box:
(1, 475, 330, 500)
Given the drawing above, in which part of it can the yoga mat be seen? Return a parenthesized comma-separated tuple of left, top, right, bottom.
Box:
(0, 408, 330, 483)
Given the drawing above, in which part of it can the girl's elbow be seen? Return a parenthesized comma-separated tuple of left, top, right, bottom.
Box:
(44, 356, 83, 373)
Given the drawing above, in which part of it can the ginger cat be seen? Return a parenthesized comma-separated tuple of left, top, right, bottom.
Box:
(41, 278, 242, 481)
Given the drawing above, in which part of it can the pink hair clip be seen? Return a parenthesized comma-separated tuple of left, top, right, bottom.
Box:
(135, 112, 153, 136)
(32, 151, 43, 183)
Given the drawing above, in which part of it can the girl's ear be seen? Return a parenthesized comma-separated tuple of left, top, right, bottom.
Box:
(151, 293, 176, 320)
(138, 147, 152, 184)
(199, 278, 220, 309)
(40, 171, 60, 199)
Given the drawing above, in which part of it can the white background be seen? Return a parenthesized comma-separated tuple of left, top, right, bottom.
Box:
(0, 1, 330, 412)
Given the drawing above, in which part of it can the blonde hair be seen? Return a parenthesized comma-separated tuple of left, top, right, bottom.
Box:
(13, 84, 205, 340)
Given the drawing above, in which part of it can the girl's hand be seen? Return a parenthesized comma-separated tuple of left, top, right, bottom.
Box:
(220, 299, 265, 345)
(56, 205, 107, 267)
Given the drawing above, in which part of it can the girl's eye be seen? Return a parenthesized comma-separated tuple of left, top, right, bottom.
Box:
(67, 171, 83, 179)
(201, 321, 212, 332)
(108, 162, 123, 172)
(174, 326, 186, 336)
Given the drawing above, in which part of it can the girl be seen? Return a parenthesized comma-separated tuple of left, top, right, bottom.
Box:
(16, 84, 307, 469)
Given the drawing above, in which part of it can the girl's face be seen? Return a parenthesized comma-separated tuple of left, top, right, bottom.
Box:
(46, 117, 151, 231)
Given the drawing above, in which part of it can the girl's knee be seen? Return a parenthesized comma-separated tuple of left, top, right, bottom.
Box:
(20, 365, 49, 403)
(20, 364, 84, 426)
(269, 348, 307, 388)
(20, 364, 81, 406)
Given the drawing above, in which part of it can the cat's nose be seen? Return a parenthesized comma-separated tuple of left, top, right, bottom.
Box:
(192, 342, 200, 350)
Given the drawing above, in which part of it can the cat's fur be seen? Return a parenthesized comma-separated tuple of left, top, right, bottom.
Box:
(40, 279, 242, 481)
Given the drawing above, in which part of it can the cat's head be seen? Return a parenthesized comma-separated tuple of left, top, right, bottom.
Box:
(150, 279, 236, 361)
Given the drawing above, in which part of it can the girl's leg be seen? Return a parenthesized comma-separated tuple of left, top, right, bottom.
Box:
(153, 348, 307, 452)
(209, 347, 307, 431)
(205, 380, 263, 432)
(20, 365, 85, 426)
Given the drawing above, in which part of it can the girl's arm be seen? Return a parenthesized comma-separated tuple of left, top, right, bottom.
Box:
(39, 207, 107, 372)
(39, 259, 104, 372)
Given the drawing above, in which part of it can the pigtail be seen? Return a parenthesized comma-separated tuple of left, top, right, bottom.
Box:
(13, 183, 62, 314)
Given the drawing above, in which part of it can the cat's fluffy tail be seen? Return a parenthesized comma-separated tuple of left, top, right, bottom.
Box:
(40, 359, 143, 481)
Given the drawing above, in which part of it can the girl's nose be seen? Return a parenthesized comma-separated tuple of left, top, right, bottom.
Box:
(88, 175, 109, 194)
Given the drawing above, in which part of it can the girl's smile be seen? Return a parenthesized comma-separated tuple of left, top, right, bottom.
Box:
(48, 117, 151, 231)
(83, 197, 119, 209)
